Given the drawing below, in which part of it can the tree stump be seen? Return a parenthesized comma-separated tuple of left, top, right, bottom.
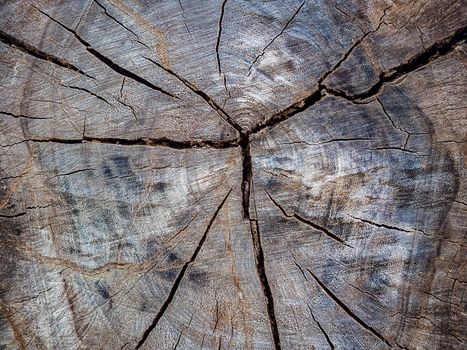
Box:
(0, 1, 466, 349)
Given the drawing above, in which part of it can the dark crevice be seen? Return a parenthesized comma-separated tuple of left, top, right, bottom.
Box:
(307, 305, 335, 349)
(28, 138, 83, 145)
(241, 133, 280, 349)
(277, 138, 375, 147)
(172, 329, 183, 350)
(27, 136, 239, 149)
(222, 74, 230, 96)
(176, 0, 193, 39)
(216, 0, 228, 74)
(0, 111, 49, 120)
(0, 30, 94, 79)
(318, 5, 391, 86)
(0, 212, 27, 219)
(250, 24, 466, 136)
(247, 0, 305, 76)
(249, 219, 282, 350)
(217, 0, 230, 96)
(166, 213, 199, 244)
(320, 86, 362, 102)
(135, 189, 232, 349)
(142, 56, 242, 133)
(376, 97, 407, 135)
(306, 268, 393, 348)
(82, 48, 176, 98)
(348, 282, 384, 303)
(213, 297, 220, 332)
(293, 260, 309, 282)
(250, 89, 322, 134)
(55, 168, 95, 177)
(323, 25, 467, 101)
(32, 6, 177, 99)
(266, 191, 353, 248)
(369, 147, 419, 154)
(240, 134, 252, 218)
(349, 215, 412, 233)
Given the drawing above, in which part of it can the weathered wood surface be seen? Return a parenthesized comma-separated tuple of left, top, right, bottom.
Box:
(0, 1, 466, 349)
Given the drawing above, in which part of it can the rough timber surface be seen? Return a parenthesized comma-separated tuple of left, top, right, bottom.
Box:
(0, 1, 465, 350)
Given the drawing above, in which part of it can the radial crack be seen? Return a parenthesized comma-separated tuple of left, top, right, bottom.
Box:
(307, 305, 335, 349)
(32, 6, 177, 99)
(116, 98, 138, 121)
(27, 136, 239, 149)
(216, 0, 230, 95)
(173, 329, 183, 350)
(266, 191, 352, 248)
(318, 5, 391, 85)
(240, 134, 252, 218)
(324, 25, 467, 101)
(247, 1, 305, 76)
(251, 24, 466, 135)
(348, 215, 413, 233)
(0, 30, 93, 79)
(135, 189, 232, 349)
(306, 268, 392, 347)
(142, 56, 242, 133)
(369, 147, 419, 155)
(249, 219, 282, 350)
(0, 212, 26, 218)
(55, 168, 95, 177)
(216, 0, 228, 74)
(0, 111, 49, 120)
(250, 89, 322, 134)
(93, 0, 150, 48)
(305, 137, 374, 146)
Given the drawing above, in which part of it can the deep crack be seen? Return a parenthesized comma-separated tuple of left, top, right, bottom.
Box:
(0, 111, 49, 120)
(318, 5, 392, 86)
(307, 304, 335, 349)
(26, 136, 239, 150)
(240, 133, 252, 218)
(93, 0, 152, 52)
(249, 219, 282, 350)
(0, 30, 93, 79)
(6, 6, 466, 349)
(250, 24, 466, 135)
(135, 189, 232, 349)
(216, 0, 228, 75)
(142, 56, 242, 133)
(32, 6, 177, 99)
(306, 268, 392, 347)
(322, 25, 467, 101)
(250, 89, 322, 134)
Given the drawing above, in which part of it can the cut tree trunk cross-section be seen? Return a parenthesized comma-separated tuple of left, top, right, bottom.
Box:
(0, 1, 466, 350)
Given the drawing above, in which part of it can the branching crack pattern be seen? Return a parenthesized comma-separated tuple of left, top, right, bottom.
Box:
(6, 7, 467, 349)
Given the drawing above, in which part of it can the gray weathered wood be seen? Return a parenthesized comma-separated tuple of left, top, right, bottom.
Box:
(0, 1, 465, 349)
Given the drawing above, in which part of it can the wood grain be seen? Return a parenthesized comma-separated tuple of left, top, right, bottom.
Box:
(0, 1, 465, 349)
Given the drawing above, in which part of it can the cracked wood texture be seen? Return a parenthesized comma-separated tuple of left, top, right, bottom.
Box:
(0, 1, 466, 349)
